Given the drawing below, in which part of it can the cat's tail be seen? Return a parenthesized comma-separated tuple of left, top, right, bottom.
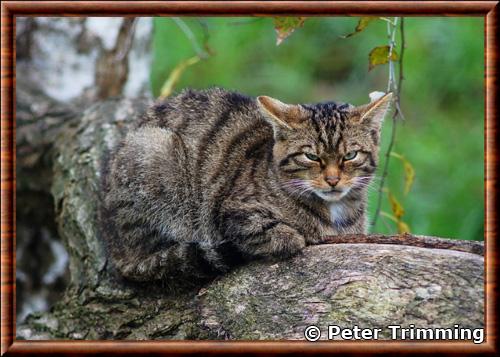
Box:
(114, 241, 244, 283)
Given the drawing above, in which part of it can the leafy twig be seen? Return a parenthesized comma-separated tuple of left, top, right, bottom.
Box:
(378, 17, 397, 26)
(396, 18, 406, 120)
(371, 17, 406, 229)
(386, 18, 398, 93)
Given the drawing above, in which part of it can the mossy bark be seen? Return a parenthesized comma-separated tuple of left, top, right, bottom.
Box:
(17, 97, 484, 340)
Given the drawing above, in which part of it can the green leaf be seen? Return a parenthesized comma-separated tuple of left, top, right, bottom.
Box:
(273, 17, 306, 45)
(368, 45, 399, 71)
(341, 17, 377, 38)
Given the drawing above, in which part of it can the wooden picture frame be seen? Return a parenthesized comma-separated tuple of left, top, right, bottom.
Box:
(1, 1, 497, 355)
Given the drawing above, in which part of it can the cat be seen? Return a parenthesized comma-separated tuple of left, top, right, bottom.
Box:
(101, 87, 392, 284)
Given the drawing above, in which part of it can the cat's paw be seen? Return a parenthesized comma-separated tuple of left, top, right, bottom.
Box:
(264, 224, 306, 259)
(238, 223, 306, 259)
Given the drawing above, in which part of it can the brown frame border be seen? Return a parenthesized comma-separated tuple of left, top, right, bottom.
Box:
(1, 1, 497, 355)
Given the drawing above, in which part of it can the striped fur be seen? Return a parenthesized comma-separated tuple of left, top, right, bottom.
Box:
(101, 88, 391, 283)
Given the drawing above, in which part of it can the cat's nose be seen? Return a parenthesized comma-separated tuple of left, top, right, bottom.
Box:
(325, 176, 340, 187)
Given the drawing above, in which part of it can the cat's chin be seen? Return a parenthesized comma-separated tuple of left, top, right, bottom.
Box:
(314, 189, 349, 202)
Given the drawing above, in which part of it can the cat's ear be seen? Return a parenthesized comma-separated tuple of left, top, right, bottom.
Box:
(351, 92, 393, 127)
(257, 96, 307, 130)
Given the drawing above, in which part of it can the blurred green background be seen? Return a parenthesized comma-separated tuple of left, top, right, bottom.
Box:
(150, 17, 484, 241)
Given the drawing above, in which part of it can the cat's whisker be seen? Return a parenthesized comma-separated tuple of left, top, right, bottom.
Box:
(281, 180, 318, 199)
(349, 177, 379, 191)
(353, 176, 381, 188)
(356, 175, 379, 183)
(352, 182, 379, 194)
(284, 184, 316, 199)
(353, 178, 376, 185)
(280, 180, 314, 190)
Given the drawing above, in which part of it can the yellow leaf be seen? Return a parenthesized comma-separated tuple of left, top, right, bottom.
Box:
(397, 221, 411, 234)
(341, 17, 377, 38)
(390, 151, 415, 195)
(368, 45, 399, 71)
(403, 161, 415, 195)
(159, 55, 201, 99)
(387, 190, 405, 219)
(273, 17, 306, 45)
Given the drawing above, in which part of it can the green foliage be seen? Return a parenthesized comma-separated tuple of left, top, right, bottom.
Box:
(150, 17, 484, 241)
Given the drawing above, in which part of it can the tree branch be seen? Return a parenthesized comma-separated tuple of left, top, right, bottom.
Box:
(16, 94, 483, 340)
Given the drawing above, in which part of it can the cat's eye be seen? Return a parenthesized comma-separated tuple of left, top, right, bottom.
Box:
(343, 151, 358, 161)
(304, 153, 320, 162)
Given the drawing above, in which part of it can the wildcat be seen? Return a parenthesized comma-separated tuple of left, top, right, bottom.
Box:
(101, 88, 392, 283)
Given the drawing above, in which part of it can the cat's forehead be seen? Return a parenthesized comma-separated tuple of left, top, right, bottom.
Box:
(290, 102, 371, 153)
(300, 101, 355, 133)
(301, 101, 353, 119)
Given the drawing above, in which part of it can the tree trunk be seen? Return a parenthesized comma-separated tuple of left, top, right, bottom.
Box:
(16, 95, 484, 340)
(15, 16, 152, 324)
